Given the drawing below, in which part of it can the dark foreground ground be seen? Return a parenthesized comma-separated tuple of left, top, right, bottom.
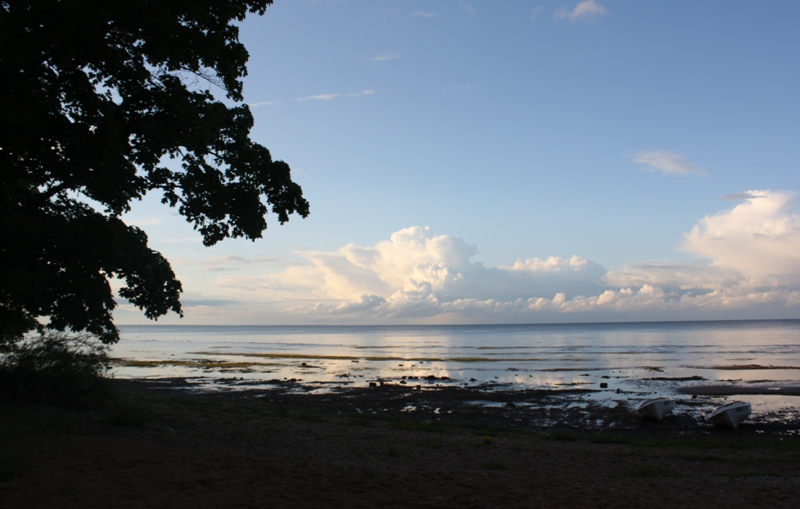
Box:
(2, 379, 800, 508)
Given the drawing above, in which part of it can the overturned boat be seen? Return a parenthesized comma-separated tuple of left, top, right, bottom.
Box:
(709, 400, 752, 429)
(635, 397, 676, 421)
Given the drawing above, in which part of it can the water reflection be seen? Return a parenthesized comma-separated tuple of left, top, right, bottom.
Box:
(111, 321, 800, 420)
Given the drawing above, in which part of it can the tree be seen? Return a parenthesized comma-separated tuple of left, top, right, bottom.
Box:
(0, 0, 309, 344)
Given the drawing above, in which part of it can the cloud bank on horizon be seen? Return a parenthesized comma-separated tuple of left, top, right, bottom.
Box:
(192, 190, 800, 324)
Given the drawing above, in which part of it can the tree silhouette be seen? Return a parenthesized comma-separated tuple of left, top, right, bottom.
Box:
(0, 0, 309, 344)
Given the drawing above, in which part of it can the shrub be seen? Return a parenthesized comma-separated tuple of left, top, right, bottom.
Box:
(0, 332, 110, 406)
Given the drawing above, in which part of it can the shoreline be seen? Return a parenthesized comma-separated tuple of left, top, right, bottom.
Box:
(119, 376, 800, 436)
(679, 384, 800, 396)
(109, 320, 800, 433)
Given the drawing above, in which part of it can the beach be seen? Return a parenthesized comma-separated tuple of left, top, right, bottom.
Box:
(2, 379, 800, 508)
(5, 321, 799, 507)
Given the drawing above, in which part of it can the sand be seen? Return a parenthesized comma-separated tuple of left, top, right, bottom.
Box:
(2, 380, 799, 508)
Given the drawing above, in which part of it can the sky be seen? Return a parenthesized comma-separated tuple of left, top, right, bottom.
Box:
(117, 0, 800, 325)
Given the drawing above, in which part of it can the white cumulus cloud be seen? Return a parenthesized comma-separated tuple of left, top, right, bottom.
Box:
(207, 191, 800, 323)
(601, 190, 800, 315)
(682, 190, 800, 280)
(217, 226, 605, 321)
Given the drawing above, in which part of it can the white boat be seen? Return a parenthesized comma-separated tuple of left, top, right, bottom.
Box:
(635, 397, 676, 421)
(709, 400, 752, 429)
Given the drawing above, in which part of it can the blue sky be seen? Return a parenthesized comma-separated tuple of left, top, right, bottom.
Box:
(118, 0, 800, 325)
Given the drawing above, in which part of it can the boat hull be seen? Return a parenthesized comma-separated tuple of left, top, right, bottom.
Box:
(635, 397, 676, 421)
(709, 401, 751, 429)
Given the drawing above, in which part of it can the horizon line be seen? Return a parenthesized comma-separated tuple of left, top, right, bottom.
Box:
(116, 318, 800, 327)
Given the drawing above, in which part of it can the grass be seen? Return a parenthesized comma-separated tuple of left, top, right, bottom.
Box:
(620, 465, 678, 478)
(3, 378, 800, 500)
(482, 460, 508, 470)
(666, 451, 730, 462)
(585, 431, 800, 471)
(296, 410, 329, 423)
(586, 432, 800, 453)
(662, 448, 800, 465)
(389, 420, 456, 434)
(544, 429, 580, 441)
(0, 403, 50, 436)
(0, 451, 21, 483)
(106, 395, 151, 428)
(588, 433, 675, 447)
(348, 413, 374, 426)
(718, 471, 792, 479)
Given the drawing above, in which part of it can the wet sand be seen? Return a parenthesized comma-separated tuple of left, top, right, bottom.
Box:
(122, 372, 800, 432)
(2, 379, 800, 508)
(679, 385, 800, 396)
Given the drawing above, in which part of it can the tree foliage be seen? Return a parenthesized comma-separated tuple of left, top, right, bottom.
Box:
(0, 0, 309, 344)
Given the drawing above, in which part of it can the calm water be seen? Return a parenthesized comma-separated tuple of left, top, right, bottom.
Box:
(111, 320, 800, 421)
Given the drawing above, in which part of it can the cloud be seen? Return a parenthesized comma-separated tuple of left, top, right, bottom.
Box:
(218, 226, 607, 321)
(203, 190, 800, 323)
(298, 93, 339, 102)
(633, 151, 706, 176)
(368, 54, 399, 62)
(203, 255, 282, 272)
(599, 190, 800, 314)
(603, 261, 743, 292)
(248, 100, 278, 108)
(556, 1, 607, 22)
(248, 91, 375, 107)
(722, 191, 761, 201)
(459, 0, 475, 16)
(297, 90, 375, 102)
(412, 12, 434, 18)
(682, 190, 800, 279)
(301, 227, 606, 305)
(181, 299, 240, 308)
(527, 6, 544, 21)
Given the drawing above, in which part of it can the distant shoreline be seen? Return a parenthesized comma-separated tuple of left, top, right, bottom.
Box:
(116, 317, 800, 329)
